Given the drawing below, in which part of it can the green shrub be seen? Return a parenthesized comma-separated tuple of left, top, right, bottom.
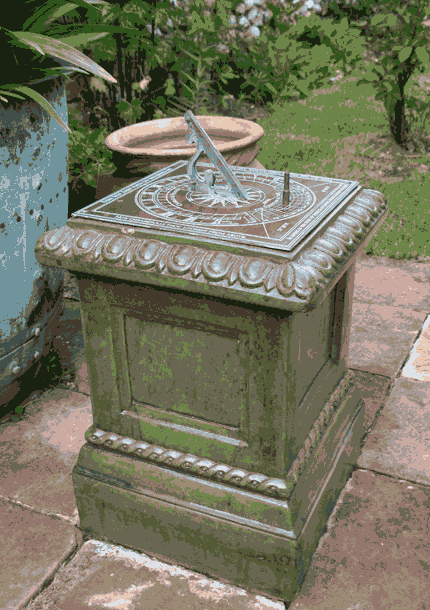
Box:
(68, 104, 116, 190)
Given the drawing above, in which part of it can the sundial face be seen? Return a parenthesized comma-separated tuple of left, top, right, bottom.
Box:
(135, 169, 314, 228)
(71, 162, 360, 254)
(71, 110, 361, 254)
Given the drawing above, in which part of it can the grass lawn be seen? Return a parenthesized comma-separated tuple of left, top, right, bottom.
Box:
(251, 68, 430, 262)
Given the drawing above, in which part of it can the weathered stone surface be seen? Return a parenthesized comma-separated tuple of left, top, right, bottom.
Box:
(0, 387, 92, 523)
(63, 270, 80, 301)
(26, 540, 285, 610)
(350, 369, 391, 431)
(401, 314, 430, 382)
(358, 377, 430, 486)
(291, 469, 430, 609)
(0, 497, 81, 610)
(354, 254, 430, 312)
(347, 302, 426, 378)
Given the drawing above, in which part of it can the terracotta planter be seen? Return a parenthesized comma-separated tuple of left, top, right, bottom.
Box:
(96, 115, 265, 200)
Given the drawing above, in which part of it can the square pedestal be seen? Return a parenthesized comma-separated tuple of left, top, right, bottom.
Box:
(35, 167, 388, 602)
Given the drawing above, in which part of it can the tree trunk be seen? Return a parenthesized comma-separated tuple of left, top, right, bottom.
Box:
(386, 82, 409, 150)
(385, 48, 416, 150)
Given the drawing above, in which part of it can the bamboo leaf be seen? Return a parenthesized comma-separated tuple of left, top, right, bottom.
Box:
(41, 3, 81, 26)
(28, 66, 92, 82)
(0, 90, 26, 100)
(22, 0, 107, 32)
(43, 1, 110, 25)
(57, 32, 109, 48)
(47, 24, 155, 39)
(22, 0, 72, 31)
(8, 85, 70, 132)
(11, 31, 117, 83)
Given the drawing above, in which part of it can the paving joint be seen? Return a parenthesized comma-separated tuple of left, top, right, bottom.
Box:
(0, 494, 79, 527)
(350, 466, 429, 489)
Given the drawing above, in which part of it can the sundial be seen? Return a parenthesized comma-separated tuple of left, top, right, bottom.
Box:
(71, 110, 362, 254)
(35, 109, 389, 603)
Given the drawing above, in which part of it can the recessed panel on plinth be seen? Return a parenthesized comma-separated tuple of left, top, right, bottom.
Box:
(34, 110, 389, 603)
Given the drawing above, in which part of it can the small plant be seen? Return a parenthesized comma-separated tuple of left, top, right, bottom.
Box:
(218, 92, 250, 118)
(116, 97, 145, 124)
(45, 355, 58, 375)
(68, 104, 116, 190)
(161, 46, 219, 117)
(36, 351, 67, 388)
(13, 405, 25, 417)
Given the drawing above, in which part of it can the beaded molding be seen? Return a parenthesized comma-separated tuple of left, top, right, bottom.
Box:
(85, 371, 356, 501)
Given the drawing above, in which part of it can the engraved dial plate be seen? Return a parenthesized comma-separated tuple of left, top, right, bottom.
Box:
(71, 161, 361, 253)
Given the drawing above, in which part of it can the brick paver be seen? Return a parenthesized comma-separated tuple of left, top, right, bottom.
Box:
(0, 388, 92, 522)
(291, 470, 430, 610)
(358, 377, 430, 486)
(0, 497, 81, 610)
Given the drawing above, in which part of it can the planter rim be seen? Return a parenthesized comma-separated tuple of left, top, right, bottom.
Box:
(104, 115, 265, 157)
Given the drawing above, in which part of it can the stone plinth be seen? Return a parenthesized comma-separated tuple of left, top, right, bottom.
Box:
(34, 160, 388, 602)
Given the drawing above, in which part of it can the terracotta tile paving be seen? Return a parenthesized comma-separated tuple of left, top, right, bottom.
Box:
(25, 541, 285, 610)
(347, 301, 426, 378)
(358, 377, 430, 486)
(353, 255, 430, 312)
(291, 470, 430, 610)
(0, 388, 92, 522)
(0, 497, 81, 610)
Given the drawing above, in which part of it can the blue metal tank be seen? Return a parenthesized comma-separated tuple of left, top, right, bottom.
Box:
(0, 77, 68, 407)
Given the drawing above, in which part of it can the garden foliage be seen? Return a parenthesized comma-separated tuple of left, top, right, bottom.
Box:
(0, 0, 120, 131)
(3, 0, 430, 189)
(317, 0, 430, 151)
(60, 0, 369, 188)
(61, 0, 368, 124)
